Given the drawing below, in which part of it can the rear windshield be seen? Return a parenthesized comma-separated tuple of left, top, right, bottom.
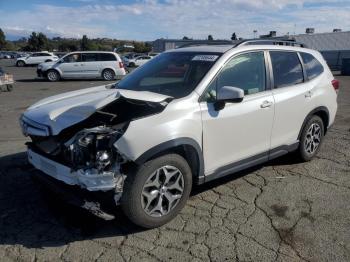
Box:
(116, 52, 221, 98)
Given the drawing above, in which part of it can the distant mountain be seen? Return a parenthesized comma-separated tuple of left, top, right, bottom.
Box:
(6, 34, 28, 41)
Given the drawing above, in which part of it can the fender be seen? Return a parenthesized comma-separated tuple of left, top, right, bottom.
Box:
(134, 137, 205, 183)
(298, 106, 330, 139)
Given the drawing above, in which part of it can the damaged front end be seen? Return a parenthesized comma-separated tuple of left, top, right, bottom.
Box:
(22, 89, 171, 205)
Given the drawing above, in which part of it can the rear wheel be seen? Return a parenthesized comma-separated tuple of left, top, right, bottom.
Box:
(121, 154, 192, 228)
(298, 115, 324, 161)
(16, 60, 25, 67)
(102, 69, 115, 81)
(45, 59, 52, 62)
(46, 70, 60, 82)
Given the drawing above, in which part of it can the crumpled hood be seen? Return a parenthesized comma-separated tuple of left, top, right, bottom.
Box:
(23, 85, 171, 135)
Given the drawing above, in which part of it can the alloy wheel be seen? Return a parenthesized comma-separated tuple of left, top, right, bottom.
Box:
(141, 165, 184, 217)
(47, 71, 58, 81)
(103, 70, 114, 80)
(304, 123, 321, 154)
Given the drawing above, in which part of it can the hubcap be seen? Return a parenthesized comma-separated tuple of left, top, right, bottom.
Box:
(104, 70, 113, 80)
(304, 123, 321, 154)
(141, 165, 184, 217)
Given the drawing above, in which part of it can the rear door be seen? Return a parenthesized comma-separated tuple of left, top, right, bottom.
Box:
(269, 51, 315, 149)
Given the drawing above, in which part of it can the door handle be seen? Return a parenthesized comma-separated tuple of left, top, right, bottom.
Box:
(305, 91, 312, 98)
(260, 100, 273, 108)
(73, 64, 79, 67)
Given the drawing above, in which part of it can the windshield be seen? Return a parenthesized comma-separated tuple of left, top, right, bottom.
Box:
(116, 52, 221, 98)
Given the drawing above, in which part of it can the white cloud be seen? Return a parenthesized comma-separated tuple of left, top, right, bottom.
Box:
(0, 0, 349, 40)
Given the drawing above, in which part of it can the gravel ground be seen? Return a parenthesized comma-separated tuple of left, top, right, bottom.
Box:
(0, 59, 349, 262)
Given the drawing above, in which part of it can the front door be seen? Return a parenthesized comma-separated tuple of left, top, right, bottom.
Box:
(200, 51, 275, 175)
(58, 53, 82, 78)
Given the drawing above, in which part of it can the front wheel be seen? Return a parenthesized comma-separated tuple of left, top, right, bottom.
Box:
(298, 115, 324, 161)
(46, 70, 60, 82)
(16, 60, 25, 67)
(121, 154, 192, 228)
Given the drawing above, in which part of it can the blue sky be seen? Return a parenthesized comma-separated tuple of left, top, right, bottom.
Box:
(1, 0, 349, 41)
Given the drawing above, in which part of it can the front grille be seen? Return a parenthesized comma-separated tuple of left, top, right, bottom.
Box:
(20, 115, 51, 136)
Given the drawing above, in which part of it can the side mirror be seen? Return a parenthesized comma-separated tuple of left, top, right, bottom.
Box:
(214, 86, 244, 111)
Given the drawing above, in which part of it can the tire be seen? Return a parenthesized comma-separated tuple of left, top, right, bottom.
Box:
(129, 62, 135, 67)
(298, 115, 324, 162)
(46, 70, 60, 82)
(102, 69, 115, 81)
(16, 60, 25, 67)
(121, 154, 192, 228)
(6, 85, 13, 92)
(45, 59, 52, 62)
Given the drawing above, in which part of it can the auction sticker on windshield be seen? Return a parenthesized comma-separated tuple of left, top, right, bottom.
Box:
(192, 55, 219, 62)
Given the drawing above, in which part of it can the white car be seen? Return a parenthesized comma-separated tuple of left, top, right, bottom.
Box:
(16, 52, 58, 67)
(128, 55, 152, 67)
(37, 51, 127, 81)
(20, 40, 338, 228)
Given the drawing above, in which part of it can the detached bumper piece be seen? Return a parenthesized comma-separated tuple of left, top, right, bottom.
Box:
(37, 69, 44, 77)
(32, 170, 116, 220)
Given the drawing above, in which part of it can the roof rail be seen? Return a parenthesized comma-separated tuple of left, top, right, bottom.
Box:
(177, 42, 235, 49)
(234, 39, 307, 48)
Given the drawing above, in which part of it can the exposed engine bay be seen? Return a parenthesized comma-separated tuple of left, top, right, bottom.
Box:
(24, 94, 170, 204)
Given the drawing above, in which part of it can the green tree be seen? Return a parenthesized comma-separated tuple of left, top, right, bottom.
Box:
(37, 32, 49, 50)
(27, 32, 49, 51)
(208, 35, 214, 41)
(81, 35, 89, 51)
(231, 33, 237, 40)
(0, 28, 7, 49)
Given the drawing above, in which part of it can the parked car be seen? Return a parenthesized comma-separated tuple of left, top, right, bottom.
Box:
(16, 52, 58, 67)
(128, 55, 152, 67)
(121, 55, 130, 67)
(37, 51, 127, 81)
(0, 52, 12, 59)
(20, 41, 338, 228)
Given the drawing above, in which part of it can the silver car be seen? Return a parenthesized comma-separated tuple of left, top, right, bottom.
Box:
(37, 51, 127, 81)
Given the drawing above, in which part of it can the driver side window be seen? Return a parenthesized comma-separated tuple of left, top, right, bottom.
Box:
(63, 54, 81, 63)
(203, 52, 266, 102)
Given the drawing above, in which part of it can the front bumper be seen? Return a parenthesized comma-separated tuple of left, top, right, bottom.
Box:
(27, 149, 121, 192)
(32, 170, 116, 220)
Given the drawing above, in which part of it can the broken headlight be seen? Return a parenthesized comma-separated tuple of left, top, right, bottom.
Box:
(64, 126, 123, 172)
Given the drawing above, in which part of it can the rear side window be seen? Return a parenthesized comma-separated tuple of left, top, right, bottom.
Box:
(81, 53, 98, 62)
(99, 53, 117, 61)
(270, 51, 304, 88)
(300, 52, 324, 80)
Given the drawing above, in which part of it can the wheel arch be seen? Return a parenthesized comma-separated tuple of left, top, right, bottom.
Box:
(102, 67, 117, 74)
(46, 68, 62, 77)
(298, 106, 330, 139)
(134, 138, 205, 185)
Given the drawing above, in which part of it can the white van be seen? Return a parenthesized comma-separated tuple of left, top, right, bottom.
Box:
(37, 51, 127, 81)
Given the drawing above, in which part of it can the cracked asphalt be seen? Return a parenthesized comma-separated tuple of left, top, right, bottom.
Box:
(0, 59, 349, 261)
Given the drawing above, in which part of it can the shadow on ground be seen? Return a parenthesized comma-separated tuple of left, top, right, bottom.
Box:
(0, 151, 301, 249)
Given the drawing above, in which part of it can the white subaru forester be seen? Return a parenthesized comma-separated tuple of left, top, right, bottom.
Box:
(20, 40, 338, 228)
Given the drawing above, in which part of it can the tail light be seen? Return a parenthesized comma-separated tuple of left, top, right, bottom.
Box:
(332, 79, 340, 93)
(119, 62, 124, 68)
